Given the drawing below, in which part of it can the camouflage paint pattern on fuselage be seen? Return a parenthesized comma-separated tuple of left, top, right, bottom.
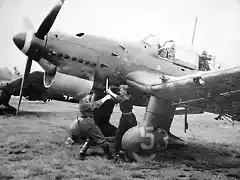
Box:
(42, 32, 198, 88)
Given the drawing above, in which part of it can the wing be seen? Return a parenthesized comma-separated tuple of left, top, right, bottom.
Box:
(126, 67, 240, 118)
(175, 89, 240, 119)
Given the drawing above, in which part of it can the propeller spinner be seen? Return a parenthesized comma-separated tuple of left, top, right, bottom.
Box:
(13, 0, 65, 115)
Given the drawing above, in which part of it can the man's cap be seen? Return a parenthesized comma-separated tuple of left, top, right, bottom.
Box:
(79, 101, 91, 112)
(202, 49, 208, 56)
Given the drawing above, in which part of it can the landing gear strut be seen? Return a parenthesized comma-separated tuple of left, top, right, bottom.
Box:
(122, 96, 187, 162)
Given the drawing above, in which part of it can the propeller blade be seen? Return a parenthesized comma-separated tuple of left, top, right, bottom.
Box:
(35, 0, 65, 39)
(16, 58, 32, 115)
(23, 17, 35, 31)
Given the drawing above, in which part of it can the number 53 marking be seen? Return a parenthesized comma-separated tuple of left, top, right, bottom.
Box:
(140, 127, 154, 149)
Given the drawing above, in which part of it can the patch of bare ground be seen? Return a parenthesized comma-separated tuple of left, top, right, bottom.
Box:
(0, 98, 240, 179)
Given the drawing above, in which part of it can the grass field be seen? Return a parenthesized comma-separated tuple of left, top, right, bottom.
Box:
(0, 98, 240, 180)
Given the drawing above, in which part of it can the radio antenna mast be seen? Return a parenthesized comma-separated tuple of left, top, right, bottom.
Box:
(191, 17, 198, 46)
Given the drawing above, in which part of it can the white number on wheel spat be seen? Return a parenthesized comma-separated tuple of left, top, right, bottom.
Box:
(140, 126, 154, 149)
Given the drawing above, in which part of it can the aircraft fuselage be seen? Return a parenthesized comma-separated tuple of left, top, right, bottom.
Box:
(40, 32, 197, 88)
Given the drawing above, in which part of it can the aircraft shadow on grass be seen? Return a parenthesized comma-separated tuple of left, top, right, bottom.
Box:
(154, 142, 240, 169)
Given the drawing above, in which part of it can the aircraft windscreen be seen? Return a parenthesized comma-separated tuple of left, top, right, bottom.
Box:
(141, 34, 159, 48)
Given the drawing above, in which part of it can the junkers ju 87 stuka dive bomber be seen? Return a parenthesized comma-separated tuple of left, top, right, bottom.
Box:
(11, 0, 240, 161)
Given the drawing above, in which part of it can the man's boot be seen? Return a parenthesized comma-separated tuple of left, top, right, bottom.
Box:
(113, 150, 125, 163)
(78, 139, 90, 160)
(102, 143, 113, 160)
(64, 137, 74, 145)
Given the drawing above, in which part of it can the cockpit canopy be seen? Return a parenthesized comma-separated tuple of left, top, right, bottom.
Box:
(141, 34, 217, 71)
(141, 34, 160, 49)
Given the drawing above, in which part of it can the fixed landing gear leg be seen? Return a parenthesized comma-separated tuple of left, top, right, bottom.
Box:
(122, 96, 187, 162)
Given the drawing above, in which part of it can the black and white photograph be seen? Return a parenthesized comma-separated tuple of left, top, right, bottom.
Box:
(0, 0, 240, 179)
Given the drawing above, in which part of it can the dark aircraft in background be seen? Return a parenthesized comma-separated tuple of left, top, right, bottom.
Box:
(9, 0, 240, 161)
(0, 70, 79, 111)
(0, 66, 78, 111)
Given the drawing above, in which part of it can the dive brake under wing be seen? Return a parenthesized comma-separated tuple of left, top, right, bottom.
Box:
(126, 66, 240, 118)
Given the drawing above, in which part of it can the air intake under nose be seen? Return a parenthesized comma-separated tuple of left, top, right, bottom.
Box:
(13, 32, 26, 50)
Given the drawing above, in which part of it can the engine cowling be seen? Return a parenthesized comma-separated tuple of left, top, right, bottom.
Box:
(43, 69, 94, 100)
(121, 126, 169, 155)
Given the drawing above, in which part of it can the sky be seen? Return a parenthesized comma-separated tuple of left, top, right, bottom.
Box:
(0, 0, 240, 74)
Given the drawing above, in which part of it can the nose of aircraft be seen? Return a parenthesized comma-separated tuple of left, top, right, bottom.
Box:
(13, 33, 26, 50)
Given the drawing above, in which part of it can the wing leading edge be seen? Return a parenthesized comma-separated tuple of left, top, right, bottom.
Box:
(126, 67, 240, 118)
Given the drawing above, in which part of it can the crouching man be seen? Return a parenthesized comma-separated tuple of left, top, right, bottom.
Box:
(65, 95, 113, 160)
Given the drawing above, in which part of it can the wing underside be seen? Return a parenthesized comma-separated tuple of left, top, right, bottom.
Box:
(125, 67, 240, 119)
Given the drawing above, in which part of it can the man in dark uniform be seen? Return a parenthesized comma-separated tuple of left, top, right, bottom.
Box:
(92, 90, 117, 137)
(65, 96, 113, 160)
(106, 84, 137, 160)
